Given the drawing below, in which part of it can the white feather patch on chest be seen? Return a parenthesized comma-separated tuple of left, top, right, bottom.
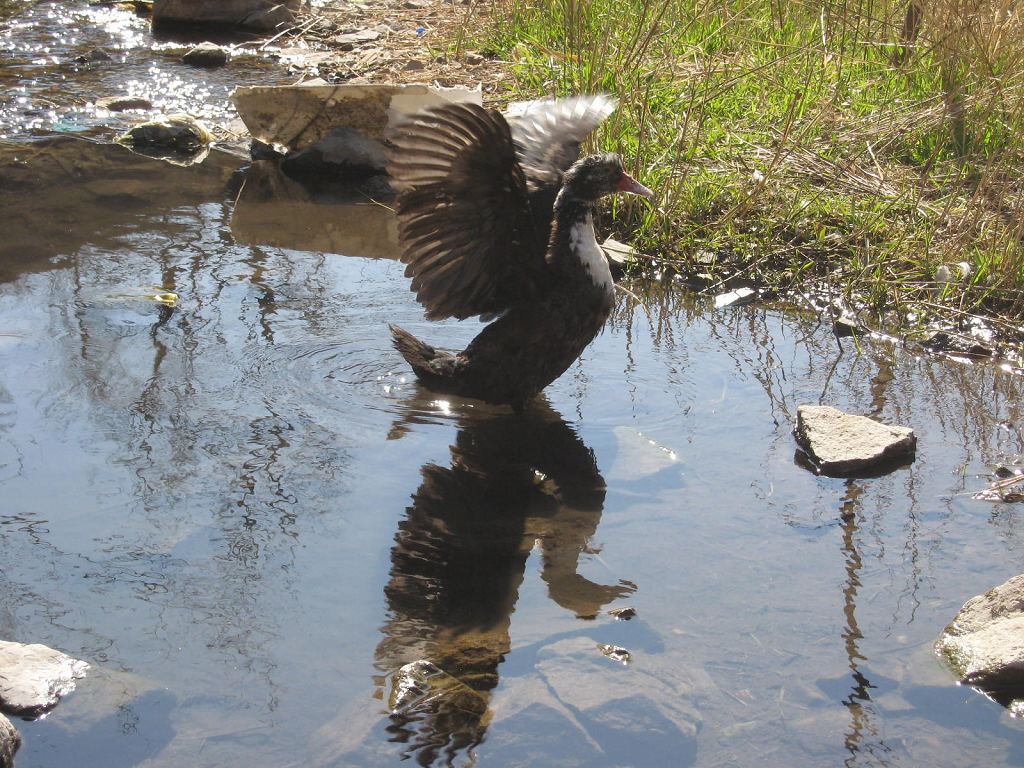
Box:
(569, 213, 613, 291)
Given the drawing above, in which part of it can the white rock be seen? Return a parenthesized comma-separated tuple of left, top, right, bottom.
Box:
(0, 640, 89, 717)
(607, 426, 678, 482)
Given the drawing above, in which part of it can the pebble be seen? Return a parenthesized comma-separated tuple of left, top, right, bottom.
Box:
(609, 606, 637, 621)
(181, 42, 229, 68)
(74, 47, 112, 63)
(599, 644, 632, 664)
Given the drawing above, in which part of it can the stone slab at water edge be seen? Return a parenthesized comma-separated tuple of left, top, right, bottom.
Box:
(794, 405, 916, 476)
(0, 640, 89, 718)
(231, 83, 481, 152)
(936, 573, 1024, 716)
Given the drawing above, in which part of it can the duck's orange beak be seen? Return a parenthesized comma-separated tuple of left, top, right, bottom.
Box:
(617, 171, 655, 199)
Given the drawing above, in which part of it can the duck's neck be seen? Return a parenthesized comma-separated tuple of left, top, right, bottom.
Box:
(549, 196, 613, 293)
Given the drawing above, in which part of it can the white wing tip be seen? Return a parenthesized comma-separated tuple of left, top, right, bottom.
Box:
(504, 93, 618, 119)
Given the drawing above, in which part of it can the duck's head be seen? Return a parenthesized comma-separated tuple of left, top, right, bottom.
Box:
(559, 153, 655, 204)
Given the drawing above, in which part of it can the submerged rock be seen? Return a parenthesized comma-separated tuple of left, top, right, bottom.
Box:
(794, 405, 915, 477)
(937, 573, 1024, 715)
(0, 714, 18, 768)
(922, 330, 993, 359)
(181, 42, 229, 68)
(30, 668, 175, 764)
(0, 640, 89, 718)
(523, 637, 704, 762)
(73, 47, 112, 64)
(97, 95, 154, 112)
(388, 660, 487, 717)
(117, 114, 213, 157)
(152, 0, 299, 32)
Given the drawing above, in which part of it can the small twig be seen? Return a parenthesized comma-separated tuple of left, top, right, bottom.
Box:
(865, 141, 884, 186)
(957, 473, 1023, 499)
(242, 15, 320, 51)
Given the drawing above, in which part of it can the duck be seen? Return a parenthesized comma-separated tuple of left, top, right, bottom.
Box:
(387, 95, 653, 412)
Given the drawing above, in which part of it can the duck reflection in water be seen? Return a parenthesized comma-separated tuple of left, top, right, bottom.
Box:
(376, 394, 636, 766)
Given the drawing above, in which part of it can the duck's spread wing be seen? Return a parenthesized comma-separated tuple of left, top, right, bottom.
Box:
(389, 103, 545, 321)
(508, 95, 618, 190)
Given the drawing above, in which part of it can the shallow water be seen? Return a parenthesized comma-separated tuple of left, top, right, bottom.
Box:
(3, 134, 1024, 768)
(0, 0, 292, 138)
(3, 3, 1024, 768)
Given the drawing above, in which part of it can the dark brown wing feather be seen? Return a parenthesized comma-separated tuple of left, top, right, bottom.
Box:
(389, 103, 545, 321)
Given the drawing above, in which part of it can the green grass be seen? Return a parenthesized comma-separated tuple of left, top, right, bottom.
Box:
(477, 0, 1024, 338)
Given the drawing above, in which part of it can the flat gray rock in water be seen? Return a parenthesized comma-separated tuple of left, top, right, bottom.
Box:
(0, 640, 89, 717)
(794, 404, 915, 476)
(936, 572, 1024, 715)
(0, 713, 18, 768)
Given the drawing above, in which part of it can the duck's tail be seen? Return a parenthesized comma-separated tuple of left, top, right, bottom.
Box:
(389, 324, 454, 388)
